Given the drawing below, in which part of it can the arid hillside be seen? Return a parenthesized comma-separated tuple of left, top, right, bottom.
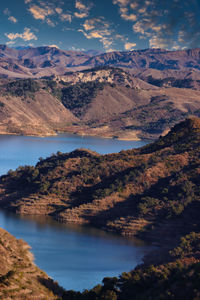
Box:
(1, 69, 200, 139)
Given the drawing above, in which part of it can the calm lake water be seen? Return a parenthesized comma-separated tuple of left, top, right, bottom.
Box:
(0, 134, 148, 176)
(0, 134, 151, 291)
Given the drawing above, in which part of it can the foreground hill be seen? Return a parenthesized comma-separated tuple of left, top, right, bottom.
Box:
(1, 117, 200, 243)
(1, 118, 200, 299)
(0, 228, 63, 299)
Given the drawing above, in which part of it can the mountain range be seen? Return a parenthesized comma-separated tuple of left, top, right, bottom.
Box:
(1, 45, 200, 78)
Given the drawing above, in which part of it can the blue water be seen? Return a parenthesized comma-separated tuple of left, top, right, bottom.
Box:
(0, 211, 150, 291)
(0, 134, 148, 175)
(0, 134, 151, 291)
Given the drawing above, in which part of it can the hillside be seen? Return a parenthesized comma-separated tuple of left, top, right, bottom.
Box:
(1, 69, 200, 139)
(0, 227, 63, 299)
(0, 78, 77, 136)
(0, 118, 200, 243)
(1, 46, 200, 138)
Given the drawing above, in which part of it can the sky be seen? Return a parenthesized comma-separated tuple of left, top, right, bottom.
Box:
(0, 0, 200, 52)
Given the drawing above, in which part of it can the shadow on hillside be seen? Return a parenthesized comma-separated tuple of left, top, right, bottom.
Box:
(38, 276, 65, 297)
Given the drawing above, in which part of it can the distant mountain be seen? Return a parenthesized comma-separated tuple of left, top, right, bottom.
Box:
(0, 45, 90, 78)
(1, 45, 200, 78)
(84, 49, 103, 56)
(13, 46, 31, 50)
(82, 48, 200, 70)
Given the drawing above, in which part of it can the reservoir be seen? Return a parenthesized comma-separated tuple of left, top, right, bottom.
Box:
(0, 134, 151, 291)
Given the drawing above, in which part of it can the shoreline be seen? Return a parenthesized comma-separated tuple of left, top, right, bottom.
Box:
(0, 130, 147, 141)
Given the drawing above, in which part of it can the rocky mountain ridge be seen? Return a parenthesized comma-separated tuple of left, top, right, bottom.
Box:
(1, 45, 200, 78)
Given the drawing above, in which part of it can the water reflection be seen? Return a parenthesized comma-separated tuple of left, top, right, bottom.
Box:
(0, 209, 152, 291)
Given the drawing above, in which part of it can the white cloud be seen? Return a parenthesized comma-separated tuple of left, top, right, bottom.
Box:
(60, 14, 72, 22)
(71, 46, 85, 51)
(3, 8, 10, 15)
(149, 36, 169, 49)
(8, 16, 17, 23)
(46, 18, 56, 27)
(24, 0, 32, 3)
(113, 0, 130, 5)
(5, 28, 37, 41)
(3, 8, 18, 23)
(55, 8, 63, 14)
(75, 1, 87, 11)
(74, 12, 88, 18)
(29, 5, 53, 20)
(49, 45, 59, 48)
(79, 18, 114, 50)
(74, 0, 91, 19)
(83, 20, 95, 30)
(119, 7, 137, 21)
(124, 42, 136, 50)
(6, 41, 16, 46)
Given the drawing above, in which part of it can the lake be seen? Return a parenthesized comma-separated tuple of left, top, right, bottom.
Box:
(0, 134, 148, 176)
(0, 134, 151, 291)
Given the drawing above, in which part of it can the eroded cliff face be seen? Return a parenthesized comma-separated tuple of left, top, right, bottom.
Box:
(0, 227, 63, 299)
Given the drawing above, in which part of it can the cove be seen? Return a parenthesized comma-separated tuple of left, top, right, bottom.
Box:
(0, 210, 151, 291)
(0, 134, 151, 291)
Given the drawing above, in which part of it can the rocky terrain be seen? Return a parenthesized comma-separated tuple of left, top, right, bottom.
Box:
(0, 227, 63, 299)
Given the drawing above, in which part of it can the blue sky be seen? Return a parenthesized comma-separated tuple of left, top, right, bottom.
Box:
(1, 0, 200, 52)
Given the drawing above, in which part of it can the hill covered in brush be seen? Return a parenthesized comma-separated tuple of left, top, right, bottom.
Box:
(0, 117, 200, 241)
(62, 231, 200, 300)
